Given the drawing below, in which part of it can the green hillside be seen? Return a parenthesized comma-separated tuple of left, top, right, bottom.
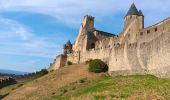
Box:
(1, 64, 170, 100)
(55, 74, 170, 100)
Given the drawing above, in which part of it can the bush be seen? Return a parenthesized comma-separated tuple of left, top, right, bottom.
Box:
(50, 70, 54, 72)
(17, 84, 24, 88)
(62, 89, 67, 93)
(36, 69, 48, 77)
(79, 78, 86, 83)
(85, 59, 93, 64)
(67, 61, 72, 65)
(89, 59, 108, 73)
(72, 87, 76, 90)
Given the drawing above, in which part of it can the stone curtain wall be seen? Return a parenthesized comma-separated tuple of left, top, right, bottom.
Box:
(142, 26, 170, 77)
(67, 18, 170, 78)
(109, 18, 170, 77)
(138, 18, 170, 43)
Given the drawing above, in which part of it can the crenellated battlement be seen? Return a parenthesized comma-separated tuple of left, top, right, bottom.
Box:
(138, 17, 170, 43)
(84, 15, 95, 21)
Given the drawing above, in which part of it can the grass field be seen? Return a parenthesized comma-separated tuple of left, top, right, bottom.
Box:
(52, 74, 170, 100)
(1, 64, 170, 100)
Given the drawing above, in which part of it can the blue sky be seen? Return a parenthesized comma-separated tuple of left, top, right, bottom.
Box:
(0, 0, 169, 72)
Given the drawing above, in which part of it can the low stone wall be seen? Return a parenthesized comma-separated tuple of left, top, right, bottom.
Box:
(48, 55, 67, 71)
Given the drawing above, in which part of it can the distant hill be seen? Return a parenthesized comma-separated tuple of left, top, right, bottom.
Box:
(0, 69, 28, 75)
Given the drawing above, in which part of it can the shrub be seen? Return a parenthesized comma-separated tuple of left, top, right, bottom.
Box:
(72, 87, 76, 90)
(17, 84, 24, 88)
(52, 92, 55, 95)
(62, 89, 67, 93)
(85, 59, 93, 64)
(36, 69, 48, 77)
(79, 79, 85, 83)
(50, 70, 54, 72)
(35, 80, 38, 82)
(89, 59, 108, 73)
(67, 61, 72, 65)
(12, 88, 15, 90)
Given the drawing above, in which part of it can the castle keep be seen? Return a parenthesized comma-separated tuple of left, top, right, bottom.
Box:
(49, 3, 170, 77)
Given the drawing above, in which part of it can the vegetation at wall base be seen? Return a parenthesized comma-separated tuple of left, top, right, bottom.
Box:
(0, 78, 17, 89)
(35, 69, 48, 77)
(89, 59, 108, 73)
(85, 59, 93, 64)
(67, 61, 73, 65)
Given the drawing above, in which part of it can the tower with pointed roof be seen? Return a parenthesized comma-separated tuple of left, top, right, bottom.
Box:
(124, 3, 144, 43)
(64, 40, 72, 55)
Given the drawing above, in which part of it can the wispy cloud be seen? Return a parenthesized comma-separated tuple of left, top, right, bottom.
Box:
(0, 17, 30, 40)
(0, 0, 169, 71)
(0, 0, 169, 27)
(0, 17, 62, 58)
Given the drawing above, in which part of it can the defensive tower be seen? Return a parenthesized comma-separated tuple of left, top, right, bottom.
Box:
(124, 3, 144, 43)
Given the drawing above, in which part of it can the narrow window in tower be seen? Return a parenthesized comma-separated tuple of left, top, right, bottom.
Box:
(130, 16, 132, 19)
(140, 32, 143, 36)
(147, 30, 150, 34)
(91, 43, 95, 49)
(128, 34, 130, 38)
(155, 27, 158, 32)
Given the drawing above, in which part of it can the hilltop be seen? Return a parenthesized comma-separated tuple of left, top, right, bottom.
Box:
(0, 64, 104, 100)
(0, 64, 170, 100)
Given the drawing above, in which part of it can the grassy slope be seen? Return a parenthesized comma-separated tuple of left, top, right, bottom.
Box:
(0, 76, 36, 99)
(1, 64, 170, 100)
(58, 74, 170, 100)
(1, 64, 104, 100)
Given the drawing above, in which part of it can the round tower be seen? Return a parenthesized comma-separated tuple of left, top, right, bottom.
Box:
(123, 3, 144, 43)
(64, 40, 72, 55)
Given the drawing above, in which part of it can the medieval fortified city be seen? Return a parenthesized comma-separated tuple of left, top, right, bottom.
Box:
(1, 2, 170, 100)
(49, 3, 170, 78)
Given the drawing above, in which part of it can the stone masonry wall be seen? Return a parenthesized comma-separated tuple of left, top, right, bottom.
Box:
(109, 18, 170, 77)
(50, 16, 170, 78)
(67, 18, 170, 78)
(48, 55, 67, 71)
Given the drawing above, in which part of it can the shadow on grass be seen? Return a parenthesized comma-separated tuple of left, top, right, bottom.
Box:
(0, 93, 9, 99)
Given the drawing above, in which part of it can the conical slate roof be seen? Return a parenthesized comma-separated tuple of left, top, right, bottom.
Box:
(66, 40, 72, 46)
(139, 10, 144, 16)
(126, 3, 139, 16)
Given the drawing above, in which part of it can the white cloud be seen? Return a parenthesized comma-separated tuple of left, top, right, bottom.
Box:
(0, 17, 30, 40)
(0, 17, 62, 58)
(0, 1, 169, 58)
(0, 0, 169, 27)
